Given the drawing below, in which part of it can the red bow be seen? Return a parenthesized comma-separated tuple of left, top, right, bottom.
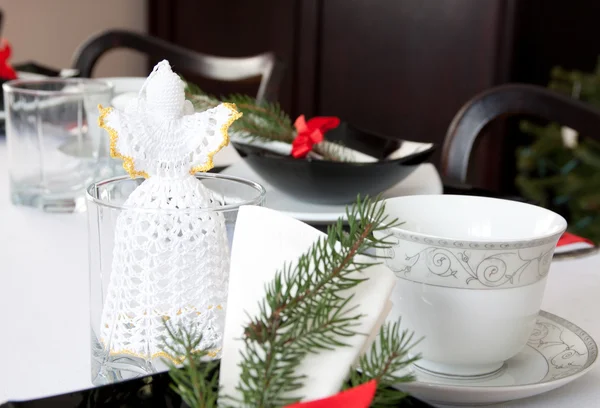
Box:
(291, 115, 341, 158)
(284, 380, 377, 408)
(0, 39, 17, 81)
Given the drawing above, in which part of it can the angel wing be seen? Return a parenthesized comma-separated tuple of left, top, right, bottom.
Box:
(99, 102, 242, 177)
(98, 104, 150, 178)
(181, 103, 242, 173)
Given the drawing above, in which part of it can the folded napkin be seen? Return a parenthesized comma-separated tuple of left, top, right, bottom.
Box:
(219, 206, 396, 402)
(555, 232, 595, 254)
(230, 133, 432, 163)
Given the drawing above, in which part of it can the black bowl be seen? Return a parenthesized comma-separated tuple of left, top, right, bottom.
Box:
(232, 122, 436, 205)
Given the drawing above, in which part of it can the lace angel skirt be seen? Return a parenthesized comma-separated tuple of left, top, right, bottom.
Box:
(99, 176, 230, 361)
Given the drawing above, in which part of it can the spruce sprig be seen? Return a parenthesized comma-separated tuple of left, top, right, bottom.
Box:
(184, 84, 296, 143)
(184, 82, 220, 112)
(233, 196, 402, 407)
(227, 93, 296, 143)
(184, 81, 346, 160)
(516, 57, 600, 242)
(162, 321, 220, 408)
(163, 196, 419, 407)
(346, 322, 421, 407)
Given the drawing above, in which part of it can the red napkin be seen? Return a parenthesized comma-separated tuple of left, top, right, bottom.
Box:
(284, 380, 377, 408)
(557, 232, 594, 247)
(555, 232, 595, 255)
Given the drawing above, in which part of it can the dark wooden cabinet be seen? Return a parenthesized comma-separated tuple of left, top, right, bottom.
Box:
(314, 0, 515, 189)
(149, 0, 599, 192)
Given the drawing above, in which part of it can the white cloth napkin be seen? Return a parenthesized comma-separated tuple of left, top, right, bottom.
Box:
(231, 135, 432, 163)
(219, 205, 396, 402)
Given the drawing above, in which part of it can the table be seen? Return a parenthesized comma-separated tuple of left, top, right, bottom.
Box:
(0, 139, 599, 407)
(0, 141, 91, 404)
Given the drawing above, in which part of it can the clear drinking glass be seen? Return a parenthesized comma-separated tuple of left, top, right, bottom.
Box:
(86, 174, 266, 385)
(4, 78, 114, 212)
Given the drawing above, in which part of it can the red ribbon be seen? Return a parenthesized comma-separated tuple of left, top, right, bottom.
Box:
(284, 380, 377, 408)
(0, 39, 17, 81)
(291, 115, 341, 158)
(557, 232, 594, 247)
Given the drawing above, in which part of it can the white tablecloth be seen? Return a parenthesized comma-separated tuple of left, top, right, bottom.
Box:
(0, 141, 91, 403)
(0, 140, 599, 406)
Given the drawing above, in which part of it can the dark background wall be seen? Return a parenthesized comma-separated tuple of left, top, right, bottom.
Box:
(149, 0, 600, 193)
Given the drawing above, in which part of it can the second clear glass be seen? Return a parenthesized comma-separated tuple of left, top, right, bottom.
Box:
(4, 78, 114, 212)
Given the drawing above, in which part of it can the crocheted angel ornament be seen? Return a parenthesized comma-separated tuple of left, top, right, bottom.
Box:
(97, 60, 241, 364)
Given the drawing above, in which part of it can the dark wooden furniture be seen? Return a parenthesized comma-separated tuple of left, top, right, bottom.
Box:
(71, 29, 284, 101)
(148, 0, 600, 193)
(441, 83, 600, 185)
(148, 0, 517, 188)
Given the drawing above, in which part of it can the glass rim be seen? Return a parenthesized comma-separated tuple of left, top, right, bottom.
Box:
(86, 173, 267, 214)
(2, 77, 115, 96)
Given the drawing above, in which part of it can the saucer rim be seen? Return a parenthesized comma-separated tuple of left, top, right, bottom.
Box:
(398, 309, 598, 393)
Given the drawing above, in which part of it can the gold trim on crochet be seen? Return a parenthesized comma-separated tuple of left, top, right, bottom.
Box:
(100, 304, 224, 363)
(189, 102, 243, 174)
(104, 347, 220, 364)
(98, 105, 149, 179)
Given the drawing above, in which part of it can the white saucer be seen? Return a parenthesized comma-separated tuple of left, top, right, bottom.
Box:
(395, 310, 598, 406)
(220, 160, 443, 224)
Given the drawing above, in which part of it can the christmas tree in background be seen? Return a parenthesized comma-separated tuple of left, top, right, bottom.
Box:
(517, 57, 600, 243)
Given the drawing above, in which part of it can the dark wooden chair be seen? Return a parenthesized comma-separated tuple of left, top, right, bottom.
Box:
(441, 83, 600, 185)
(71, 29, 284, 101)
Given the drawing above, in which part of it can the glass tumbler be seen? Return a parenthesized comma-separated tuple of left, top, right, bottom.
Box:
(4, 78, 114, 212)
(86, 174, 266, 385)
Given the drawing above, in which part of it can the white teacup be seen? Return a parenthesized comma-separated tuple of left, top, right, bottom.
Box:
(379, 195, 567, 378)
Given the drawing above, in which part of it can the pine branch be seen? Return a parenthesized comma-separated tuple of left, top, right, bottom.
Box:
(184, 82, 221, 112)
(346, 322, 421, 407)
(183, 80, 349, 159)
(226, 94, 295, 143)
(162, 320, 220, 408)
(516, 59, 600, 243)
(184, 84, 296, 143)
(232, 196, 402, 407)
(163, 196, 420, 407)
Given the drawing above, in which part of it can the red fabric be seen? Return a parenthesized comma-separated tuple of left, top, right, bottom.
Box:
(291, 115, 340, 158)
(284, 380, 377, 408)
(0, 39, 17, 81)
(557, 232, 594, 247)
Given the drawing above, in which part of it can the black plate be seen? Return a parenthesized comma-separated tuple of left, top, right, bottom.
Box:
(0, 371, 435, 408)
(233, 122, 436, 205)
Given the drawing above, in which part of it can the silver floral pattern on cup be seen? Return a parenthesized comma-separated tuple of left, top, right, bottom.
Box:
(383, 230, 562, 289)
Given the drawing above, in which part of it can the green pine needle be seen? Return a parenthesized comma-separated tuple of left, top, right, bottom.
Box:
(516, 57, 600, 243)
(346, 321, 421, 407)
(162, 321, 220, 408)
